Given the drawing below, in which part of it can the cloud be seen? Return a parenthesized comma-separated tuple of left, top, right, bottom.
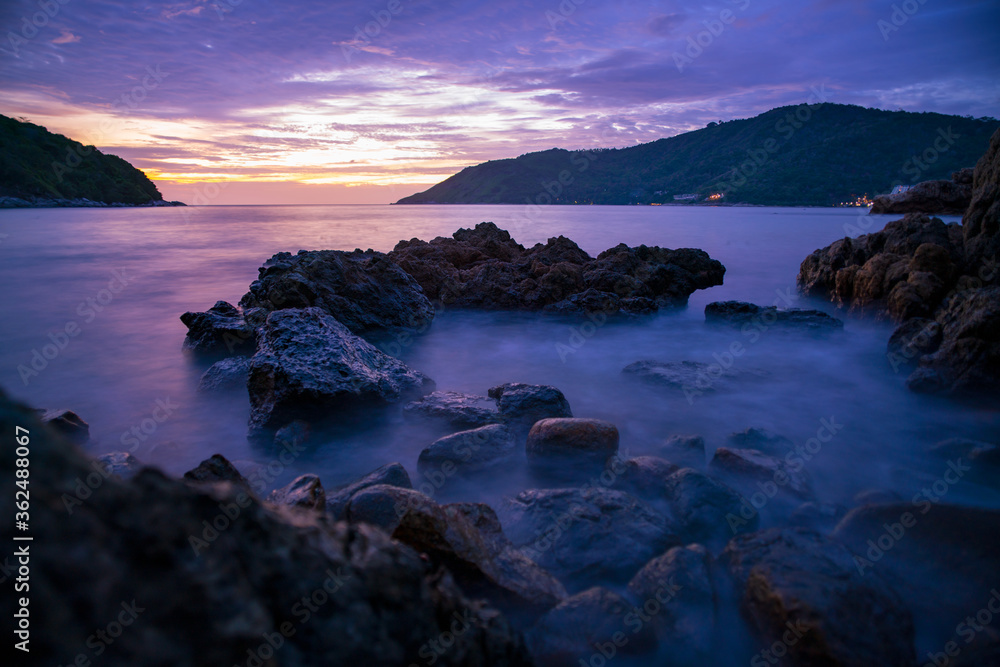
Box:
(51, 30, 81, 45)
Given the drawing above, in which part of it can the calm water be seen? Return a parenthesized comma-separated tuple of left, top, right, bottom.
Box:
(1, 204, 996, 507)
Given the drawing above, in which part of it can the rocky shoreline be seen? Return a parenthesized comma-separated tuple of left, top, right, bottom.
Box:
(0, 196, 186, 208)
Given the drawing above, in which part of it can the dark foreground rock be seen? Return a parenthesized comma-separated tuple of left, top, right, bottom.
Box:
(183, 453, 253, 492)
(387, 222, 725, 312)
(501, 487, 679, 591)
(41, 408, 90, 444)
(705, 301, 843, 331)
(404, 390, 501, 429)
(0, 390, 531, 666)
(180, 300, 258, 356)
(724, 527, 916, 666)
(870, 175, 973, 215)
(266, 473, 325, 511)
(238, 248, 435, 335)
(197, 356, 251, 392)
(246, 308, 434, 434)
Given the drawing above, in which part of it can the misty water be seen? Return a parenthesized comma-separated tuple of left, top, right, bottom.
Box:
(2, 204, 998, 662)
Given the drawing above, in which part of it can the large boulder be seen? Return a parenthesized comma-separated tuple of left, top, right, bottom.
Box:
(179, 300, 258, 356)
(525, 418, 619, 467)
(403, 390, 501, 429)
(246, 308, 434, 434)
(387, 222, 725, 312)
(0, 390, 531, 666)
(501, 487, 679, 591)
(724, 528, 916, 666)
(488, 383, 572, 431)
(238, 248, 435, 335)
(870, 177, 973, 215)
(418, 424, 517, 474)
(324, 462, 412, 520)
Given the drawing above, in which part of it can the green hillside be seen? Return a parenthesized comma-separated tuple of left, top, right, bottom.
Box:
(397, 104, 998, 207)
(0, 114, 163, 204)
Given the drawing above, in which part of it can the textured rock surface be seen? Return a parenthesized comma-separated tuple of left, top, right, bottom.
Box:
(870, 177, 972, 215)
(525, 418, 619, 465)
(403, 390, 501, 429)
(501, 487, 678, 591)
(724, 528, 916, 667)
(247, 308, 433, 434)
(963, 128, 1000, 271)
(0, 390, 532, 667)
(387, 222, 725, 312)
(238, 248, 435, 335)
(488, 382, 572, 431)
(179, 300, 258, 356)
(418, 424, 517, 474)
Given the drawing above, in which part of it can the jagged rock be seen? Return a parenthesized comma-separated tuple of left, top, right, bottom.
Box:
(870, 178, 972, 215)
(705, 301, 843, 331)
(727, 427, 794, 455)
(266, 474, 325, 511)
(963, 127, 1000, 271)
(347, 486, 566, 615)
(0, 389, 531, 666)
(627, 544, 715, 660)
(247, 308, 434, 434)
(525, 418, 619, 467)
(41, 408, 90, 444)
(197, 356, 250, 392)
(418, 424, 517, 474)
(179, 300, 258, 356)
(387, 222, 724, 312)
(725, 527, 916, 666)
(95, 452, 142, 480)
(662, 468, 758, 546)
(183, 453, 253, 493)
(325, 463, 412, 521)
(710, 447, 814, 500)
(238, 248, 435, 335)
(525, 587, 657, 667)
(488, 383, 572, 431)
(404, 390, 501, 429)
(501, 487, 678, 591)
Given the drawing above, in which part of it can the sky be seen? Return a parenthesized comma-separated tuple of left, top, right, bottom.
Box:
(1, 0, 998, 204)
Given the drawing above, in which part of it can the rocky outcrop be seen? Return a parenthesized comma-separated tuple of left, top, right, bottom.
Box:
(387, 222, 725, 312)
(501, 487, 679, 591)
(197, 355, 250, 392)
(325, 462, 412, 520)
(870, 175, 972, 215)
(179, 300, 259, 356)
(705, 301, 843, 331)
(963, 129, 1000, 270)
(41, 408, 90, 444)
(246, 308, 433, 434)
(238, 249, 435, 335)
(0, 390, 531, 666)
(724, 528, 915, 666)
(403, 390, 501, 429)
(418, 424, 517, 474)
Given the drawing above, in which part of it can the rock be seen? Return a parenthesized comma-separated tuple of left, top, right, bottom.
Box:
(870, 178, 972, 215)
(95, 452, 142, 480)
(418, 424, 517, 475)
(501, 487, 678, 591)
(525, 587, 657, 667)
(797, 213, 963, 321)
(41, 409, 90, 444)
(627, 544, 714, 659)
(906, 286, 1000, 395)
(886, 317, 942, 369)
(347, 486, 567, 615)
(659, 434, 706, 468)
(963, 127, 1000, 271)
(834, 504, 1000, 650)
(710, 447, 814, 499)
(613, 456, 681, 498)
(274, 419, 310, 449)
(183, 453, 253, 494)
(238, 248, 435, 335)
(788, 502, 846, 531)
(266, 474, 325, 511)
(387, 222, 725, 312)
(0, 389, 531, 667)
(661, 468, 758, 546)
(542, 288, 656, 316)
(705, 301, 843, 331)
(953, 167, 975, 186)
(488, 383, 572, 431)
(622, 360, 768, 394)
(725, 527, 916, 666)
(325, 462, 412, 521)
(727, 427, 794, 456)
(403, 390, 501, 429)
(197, 356, 251, 392)
(247, 308, 434, 434)
(179, 300, 258, 356)
(525, 418, 619, 467)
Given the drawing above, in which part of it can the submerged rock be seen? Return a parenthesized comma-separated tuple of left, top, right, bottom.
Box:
(705, 301, 843, 331)
(325, 462, 412, 520)
(179, 300, 258, 356)
(197, 355, 250, 392)
(613, 456, 681, 498)
(659, 434, 707, 468)
(501, 487, 679, 591)
(418, 424, 517, 474)
(724, 527, 916, 667)
(662, 468, 758, 546)
(710, 447, 814, 499)
(387, 222, 725, 312)
(246, 308, 434, 434)
(488, 382, 572, 431)
(0, 389, 531, 667)
(238, 248, 435, 335)
(726, 427, 794, 456)
(41, 408, 90, 444)
(404, 390, 501, 429)
(622, 360, 768, 394)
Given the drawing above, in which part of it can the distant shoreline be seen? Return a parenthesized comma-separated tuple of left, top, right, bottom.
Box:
(0, 196, 186, 209)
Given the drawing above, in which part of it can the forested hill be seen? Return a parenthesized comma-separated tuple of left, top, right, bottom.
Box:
(396, 104, 998, 207)
(0, 114, 165, 205)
